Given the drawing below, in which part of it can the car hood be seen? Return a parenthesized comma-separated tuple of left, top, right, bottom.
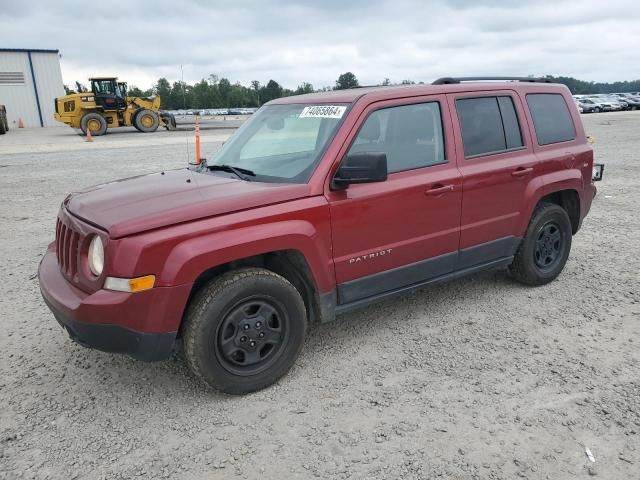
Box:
(66, 168, 311, 238)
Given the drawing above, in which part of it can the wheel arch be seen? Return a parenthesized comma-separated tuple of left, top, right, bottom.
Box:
(538, 189, 581, 234)
(519, 170, 583, 236)
(180, 249, 324, 337)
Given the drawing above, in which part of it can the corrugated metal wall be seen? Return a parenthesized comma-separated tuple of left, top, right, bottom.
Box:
(0, 51, 65, 128)
(31, 52, 65, 127)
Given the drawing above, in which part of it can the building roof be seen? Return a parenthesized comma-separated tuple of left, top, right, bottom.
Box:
(0, 48, 59, 54)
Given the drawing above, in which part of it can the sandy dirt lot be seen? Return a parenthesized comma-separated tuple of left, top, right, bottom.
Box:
(0, 113, 638, 479)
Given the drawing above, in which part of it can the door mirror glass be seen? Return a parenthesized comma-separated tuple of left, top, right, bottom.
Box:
(332, 151, 387, 189)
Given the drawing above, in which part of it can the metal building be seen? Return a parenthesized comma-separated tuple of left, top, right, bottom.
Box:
(0, 48, 65, 128)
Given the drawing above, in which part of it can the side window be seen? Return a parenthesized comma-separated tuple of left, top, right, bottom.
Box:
(498, 97, 523, 149)
(526, 93, 576, 145)
(348, 102, 446, 173)
(456, 96, 524, 157)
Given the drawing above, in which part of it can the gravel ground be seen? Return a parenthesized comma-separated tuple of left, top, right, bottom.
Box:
(1, 113, 638, 479)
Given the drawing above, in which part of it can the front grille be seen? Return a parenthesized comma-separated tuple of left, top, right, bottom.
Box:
(56, 218, 81, 278)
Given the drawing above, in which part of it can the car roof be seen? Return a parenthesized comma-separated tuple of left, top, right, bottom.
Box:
(269, 81, 570, 105)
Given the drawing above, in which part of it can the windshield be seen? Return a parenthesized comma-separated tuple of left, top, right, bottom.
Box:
(207, 103, 347, 183)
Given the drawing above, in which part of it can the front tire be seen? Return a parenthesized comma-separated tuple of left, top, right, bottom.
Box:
(183, 268, 307, 394)
(509, 202, 572, 286)
(134, 109, 159, 133)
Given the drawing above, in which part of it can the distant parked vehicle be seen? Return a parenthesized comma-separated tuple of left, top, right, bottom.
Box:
(0, 105, 8, 134)
(613, 93, 640, 110)
(595, 95, 627, 110)
(573, 98, 596, 113)
(582, 98, 611, 113)
(621, 97, 640, 110)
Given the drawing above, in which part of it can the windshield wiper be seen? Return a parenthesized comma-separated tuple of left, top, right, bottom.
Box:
(207, 164, 256, 181)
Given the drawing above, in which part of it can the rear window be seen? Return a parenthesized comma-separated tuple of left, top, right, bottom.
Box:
(526, 94, 576, 145)
(455, 96, 524, 157)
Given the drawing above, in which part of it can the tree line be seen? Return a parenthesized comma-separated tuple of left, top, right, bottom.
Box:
(124, 72, 361, 110)
(541, 76, 640, 95)
(68, 72, 640, 109)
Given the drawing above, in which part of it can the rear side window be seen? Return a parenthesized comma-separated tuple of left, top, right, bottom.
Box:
(456, 96, 524, 157)
(526, 94, 576, 145)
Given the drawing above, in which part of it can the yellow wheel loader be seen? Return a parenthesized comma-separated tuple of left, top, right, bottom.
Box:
(54, 77, 176, 136)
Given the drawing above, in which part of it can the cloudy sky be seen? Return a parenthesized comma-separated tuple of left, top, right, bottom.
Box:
(2, 0, 639, 89)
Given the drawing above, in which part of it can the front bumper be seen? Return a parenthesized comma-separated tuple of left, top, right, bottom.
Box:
(38, 248, 192, 361)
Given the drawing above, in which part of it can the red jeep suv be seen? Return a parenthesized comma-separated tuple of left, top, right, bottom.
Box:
(39, 77, 601, 394)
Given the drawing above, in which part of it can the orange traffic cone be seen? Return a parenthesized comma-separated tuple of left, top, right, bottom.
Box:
(18, 118, 24, 128)
(85, 126, 93, 142)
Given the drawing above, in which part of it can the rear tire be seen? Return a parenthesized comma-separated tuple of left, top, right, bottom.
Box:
(80, 112, 108, 136)
(183, 268, 307, 394)
(134, 109, 159, 133)
(509, 202, 572, 286)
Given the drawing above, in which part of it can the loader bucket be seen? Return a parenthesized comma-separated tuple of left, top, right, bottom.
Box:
(160, 112, 177, 130)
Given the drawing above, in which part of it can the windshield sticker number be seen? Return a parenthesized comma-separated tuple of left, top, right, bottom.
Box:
(300, 105, 346, 119)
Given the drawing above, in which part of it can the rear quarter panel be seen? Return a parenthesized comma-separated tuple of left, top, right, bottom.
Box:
(515, 86, 593, 235)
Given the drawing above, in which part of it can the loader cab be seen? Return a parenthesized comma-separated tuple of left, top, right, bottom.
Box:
(90, 77, 126, 110)
(117, 82, 128, 98)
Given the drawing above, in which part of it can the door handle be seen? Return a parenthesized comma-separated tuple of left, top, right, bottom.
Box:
(425, 184, 454, 196)
(511, 167, 534, 177)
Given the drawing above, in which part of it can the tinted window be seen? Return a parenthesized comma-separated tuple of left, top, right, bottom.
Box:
(348, 102, 445, 173)
(498, 97, 523, 149)
(526, 94, 576, 145)
(456, 96, 524, 157)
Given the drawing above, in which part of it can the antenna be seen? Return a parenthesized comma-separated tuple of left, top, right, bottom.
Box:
(181, 64, 190, 163)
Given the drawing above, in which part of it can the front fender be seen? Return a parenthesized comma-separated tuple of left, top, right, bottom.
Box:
(159, 219, 335, 292)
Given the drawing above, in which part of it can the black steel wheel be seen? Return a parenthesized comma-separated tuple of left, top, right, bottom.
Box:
(533, 221, 566, 272)
(183, 268, 307, 394)
(509, 202, 572, 286)
(216, 297, 289, 376)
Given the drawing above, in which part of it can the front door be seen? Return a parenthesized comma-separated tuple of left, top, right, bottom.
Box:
(326, 96, 462, 304)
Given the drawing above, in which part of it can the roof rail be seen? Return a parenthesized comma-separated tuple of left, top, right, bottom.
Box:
(432, 76, 553, 85)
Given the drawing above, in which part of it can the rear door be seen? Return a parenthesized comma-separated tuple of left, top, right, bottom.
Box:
(326, 95, 462, 304)
(447, 91, 539, 269)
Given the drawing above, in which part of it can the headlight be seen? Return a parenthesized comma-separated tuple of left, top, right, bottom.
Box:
(88, 235, 104, 276)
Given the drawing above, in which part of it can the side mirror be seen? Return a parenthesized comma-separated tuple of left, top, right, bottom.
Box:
(332, 151, 388, 190)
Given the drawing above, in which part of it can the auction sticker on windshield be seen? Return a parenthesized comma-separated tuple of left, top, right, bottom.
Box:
(299, 105, 347, 119)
